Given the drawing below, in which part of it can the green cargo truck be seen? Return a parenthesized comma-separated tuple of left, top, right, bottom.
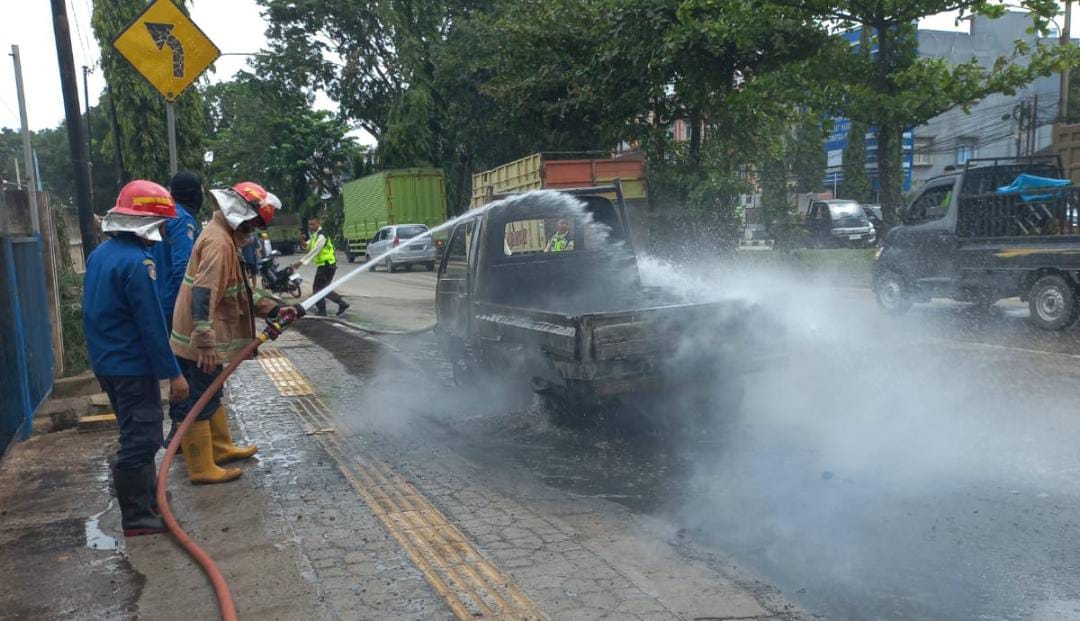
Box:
(341, 168, 448, 262)
(265, 213, 301, 255)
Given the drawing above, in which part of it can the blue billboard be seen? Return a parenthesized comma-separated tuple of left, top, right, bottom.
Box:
(824, 27, 914, 196)
(824, 120, 913, 195)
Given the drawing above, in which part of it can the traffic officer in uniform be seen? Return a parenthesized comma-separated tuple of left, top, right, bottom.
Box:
(83, 180, 189, 537)
(292, 214, 349, 317)
(169, 181, 302, 484)
(545, 218, 574, 252)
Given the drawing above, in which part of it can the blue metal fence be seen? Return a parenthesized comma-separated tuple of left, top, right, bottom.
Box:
(0, 236, 53, 457)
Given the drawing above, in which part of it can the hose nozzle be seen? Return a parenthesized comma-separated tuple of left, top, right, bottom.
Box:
(261, 310, 298, 342)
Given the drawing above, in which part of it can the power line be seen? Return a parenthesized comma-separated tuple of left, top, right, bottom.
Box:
(0, 92, 19, 119)
(69, 0, 93, 65)
(914, 99, 1059, 154)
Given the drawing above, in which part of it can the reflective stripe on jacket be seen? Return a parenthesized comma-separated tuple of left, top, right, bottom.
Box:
(170, 211, 282, 361)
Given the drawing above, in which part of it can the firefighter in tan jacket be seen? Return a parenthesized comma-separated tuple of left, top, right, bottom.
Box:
(169, 182, 303, 484)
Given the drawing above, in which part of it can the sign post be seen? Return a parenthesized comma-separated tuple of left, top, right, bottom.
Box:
(166, 101, 178, 175)
(112, 0, 219, 177)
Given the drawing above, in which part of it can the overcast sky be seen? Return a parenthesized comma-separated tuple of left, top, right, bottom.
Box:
(0, 2, 1070, 143)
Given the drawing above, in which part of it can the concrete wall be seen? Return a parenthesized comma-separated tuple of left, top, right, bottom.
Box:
(911, 13, 1066, 189)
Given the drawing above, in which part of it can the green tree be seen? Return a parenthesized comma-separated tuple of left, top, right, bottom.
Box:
(790, 114, 827, 194)
(474, 0, 826, 247)
(0, 95, 122, 215)
(760, 153, 790, 230)
(789, 0, 1080, 227)
(203, 74, 362, 215)
(258, 0, 407, 140)
(258, 0, 529, 214)
(92, 0, 205, 183)
(840, 119, 872, 202)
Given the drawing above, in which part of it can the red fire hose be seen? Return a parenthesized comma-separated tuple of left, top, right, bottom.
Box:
(154, 317, 292, 621)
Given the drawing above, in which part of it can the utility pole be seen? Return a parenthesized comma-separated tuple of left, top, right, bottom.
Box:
(1012, 100, 1026, 157)
(11, 45, 38, 235)
(1031, 94, 1039, 156)
(50, 0, 96, 261)
(1062, 1, 1073, 122)
(106, 84, 127, 190)
(82, 65, 93, 202)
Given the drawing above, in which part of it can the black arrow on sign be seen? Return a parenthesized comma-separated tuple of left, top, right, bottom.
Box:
(145, 22, 185, 78)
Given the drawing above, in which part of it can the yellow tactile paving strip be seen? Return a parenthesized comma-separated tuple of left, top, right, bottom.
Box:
(257, 350, 547, 621)
(257, 347, 315, 396)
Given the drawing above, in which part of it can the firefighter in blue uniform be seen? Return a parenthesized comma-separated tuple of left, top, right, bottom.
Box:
(83, 180, 190, 537)
(152, 171, 203, 444)
(150, 171, 204, 331)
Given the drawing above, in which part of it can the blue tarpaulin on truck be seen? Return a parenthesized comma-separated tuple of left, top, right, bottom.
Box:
(996, 174, 1072, 201)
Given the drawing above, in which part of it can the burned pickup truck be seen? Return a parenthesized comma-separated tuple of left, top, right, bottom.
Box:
(435, 184, 783, 422)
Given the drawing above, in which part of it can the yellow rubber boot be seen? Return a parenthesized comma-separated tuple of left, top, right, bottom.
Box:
(180, 420, 242, 484)
(209, 407, 258, 464)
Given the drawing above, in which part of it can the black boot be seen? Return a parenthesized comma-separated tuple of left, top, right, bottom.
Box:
(336, 302, 350, 316)
(113, 465, 168, 537)
(163, 420, 179, 450)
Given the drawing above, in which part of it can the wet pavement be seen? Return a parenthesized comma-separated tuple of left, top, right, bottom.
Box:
(293, 264, 1080, 621)
(285, 320, 802, 620)
(5, 262, 1080, 620)
(374, 278, 1080, 621)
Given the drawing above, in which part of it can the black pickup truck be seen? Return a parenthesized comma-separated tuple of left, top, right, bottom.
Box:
(434, 184, 784, 422)
(873, 157, 1080, 329)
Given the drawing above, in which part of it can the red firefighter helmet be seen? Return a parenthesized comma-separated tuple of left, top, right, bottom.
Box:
(231, 181, 279, 226)
(111, 180, 177, 218)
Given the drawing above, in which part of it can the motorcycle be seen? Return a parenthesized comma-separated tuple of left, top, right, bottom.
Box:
(259, 250, 303, 298)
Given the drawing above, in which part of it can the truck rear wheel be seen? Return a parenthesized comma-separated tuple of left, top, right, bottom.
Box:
(874, 270, 913, 315)
(1028, 274, 1078, 330)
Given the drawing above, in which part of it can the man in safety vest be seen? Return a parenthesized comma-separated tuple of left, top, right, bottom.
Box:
(545, 218, 574, 252)
(169, 181, 303, 484)
(83, 180, 190, 537)
(258, 231, 273, 259)
(292, 214, 350, 317)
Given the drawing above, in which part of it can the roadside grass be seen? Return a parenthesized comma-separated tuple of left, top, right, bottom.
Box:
(58, 267, 89, 377)
(735, 247, 876, 287)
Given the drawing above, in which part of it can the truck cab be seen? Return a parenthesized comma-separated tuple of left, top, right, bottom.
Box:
(436, 187, 639, 355)
(436, 184, 784, 421)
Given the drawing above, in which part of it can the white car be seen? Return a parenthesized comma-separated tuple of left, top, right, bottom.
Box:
(364, 224, 438, 272)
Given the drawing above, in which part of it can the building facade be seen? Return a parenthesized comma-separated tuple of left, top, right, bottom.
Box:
(910, 13, 1063, 188)
(827, 13, 1068, 198)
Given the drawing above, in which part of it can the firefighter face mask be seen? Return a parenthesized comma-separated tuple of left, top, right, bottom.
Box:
(101, 212, 169, 242)
(211, 188, 260, 231)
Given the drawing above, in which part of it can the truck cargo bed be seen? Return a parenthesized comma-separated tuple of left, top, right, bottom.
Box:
(474, 297, 781, 372)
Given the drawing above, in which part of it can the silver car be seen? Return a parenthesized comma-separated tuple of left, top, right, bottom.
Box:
(365, 224, 438, 272)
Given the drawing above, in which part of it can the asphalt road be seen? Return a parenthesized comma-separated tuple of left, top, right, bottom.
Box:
(284, 251, 437, 331)
(294, 259, 1080, 621)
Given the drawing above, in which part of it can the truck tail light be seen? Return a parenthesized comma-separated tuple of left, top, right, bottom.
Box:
(392, 236, 400, 247)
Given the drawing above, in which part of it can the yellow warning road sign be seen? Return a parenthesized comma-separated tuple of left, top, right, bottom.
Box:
(112, 0, 220, 101)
